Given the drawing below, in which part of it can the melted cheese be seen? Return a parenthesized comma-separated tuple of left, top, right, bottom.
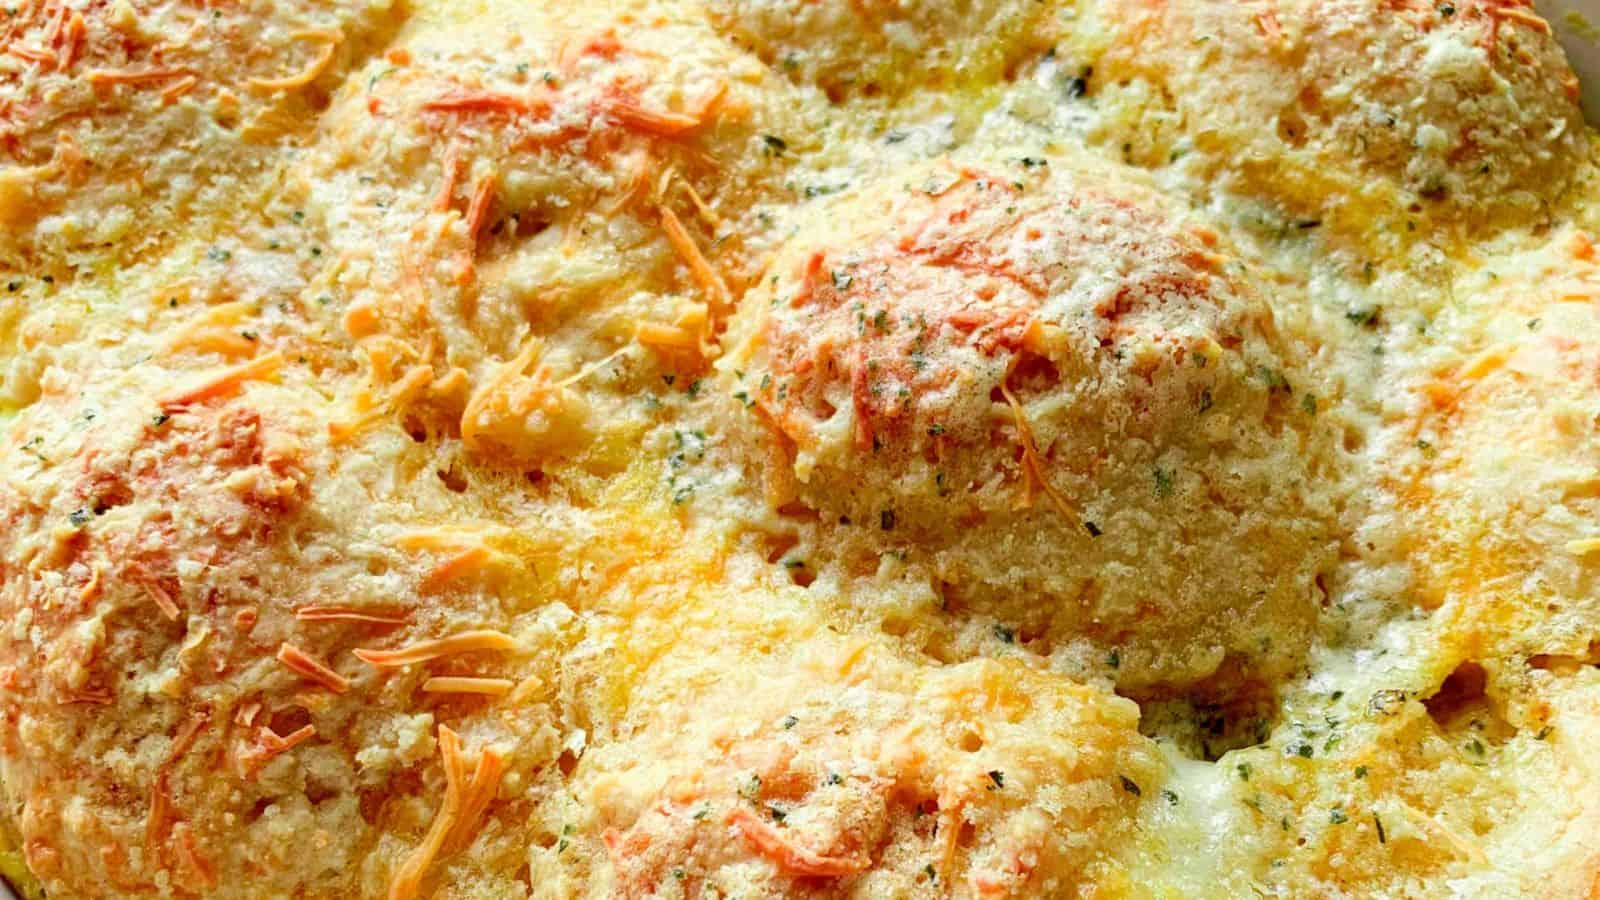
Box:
(4, 1, 1600, 898)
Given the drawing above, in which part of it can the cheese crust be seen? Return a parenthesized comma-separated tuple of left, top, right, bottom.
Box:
(3, 1, 1600, 898)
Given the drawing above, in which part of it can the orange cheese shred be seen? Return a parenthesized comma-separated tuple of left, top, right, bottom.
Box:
(635, 321, 701, 351)
(57, 11, 84, 71)
(605, 93, 701, 135)
(145, 770, 172, 857)
(77, 563, 103, 603)
(465, 172, 497, 241)
(456, 171, 498, 281)
(424, 91, 543, 116)
(248, 37, 339, 93)
(727, 806, 868, 878)
(1492, 4, 1551, 34)
(681, 178, 722, 230)
(167, 710, 211, 764)
(141, 578, 182, 621)
(422, 545, 496, 588)
(460, 338, 542, 448)
(238, 723, 316, 778)
(432, 142, 463, 212)
(444, 744, 506, 852)
(159, 352, 285, 408)
(172, 822, 218, 890)
(157, 72, 198, 103)
(390, 364, 437, 405)
(389, 726, 479, 900)
(86, 66, 196, 85)
(998, 380, 1076, 519)
(422, 676, 515, 696)
(276, 642, 350, 693)
(9, 44, 57, 65)
(659, 207, 728, 312)
(295, 605, 409, 626)
(143, 707, 210, 866)
(1254, 3, 1284, 48)
(354, 630, 519, 668)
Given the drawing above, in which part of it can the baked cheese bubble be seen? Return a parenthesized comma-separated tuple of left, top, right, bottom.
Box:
(295, 2, 820, 471)
(1394, 229, 1600, 663)
(0, 0, 401, 270)
(0, 356, 573, 898)
(1088, 0, 1585, 252)
(555, 584, 1164, 897)
(722, 153, 1342, 695)
(702, 0, 1062, 100)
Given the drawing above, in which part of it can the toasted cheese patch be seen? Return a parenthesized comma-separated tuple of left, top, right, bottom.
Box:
(1391, 230, 1600, 661)
(1088, 0, 1585, 251)
(0, 0, 401, 268)
(0, 357, 581, 899)
(553, 585, 1163, 897)
(296, 3, 820, 468)
(1171, 688, 1592, 898)
(722, 154, 1341, 694)
(702, 0, 1061, 100)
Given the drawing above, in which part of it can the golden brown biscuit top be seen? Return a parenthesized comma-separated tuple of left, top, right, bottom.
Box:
(3, 1, 1600, 898)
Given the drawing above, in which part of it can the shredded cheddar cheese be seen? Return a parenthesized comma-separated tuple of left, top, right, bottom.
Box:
(422, 677, 515, 696)
(294, 605, 410, 626)
(354, 631, 520, 668)
(275, 643, 351, 694)
(158, 352, 286, 408)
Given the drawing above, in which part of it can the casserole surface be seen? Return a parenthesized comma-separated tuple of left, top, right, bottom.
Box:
(3, 1, 1600, 897)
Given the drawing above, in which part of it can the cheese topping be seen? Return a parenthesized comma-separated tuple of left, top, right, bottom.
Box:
(3, 1, 1600, 898)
